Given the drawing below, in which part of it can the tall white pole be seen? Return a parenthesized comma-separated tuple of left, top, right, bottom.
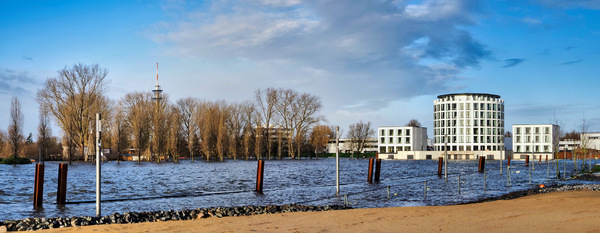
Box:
(444, 134, 448, 182)
(96, 113, 102, 217)
(335, 126, 340, 195)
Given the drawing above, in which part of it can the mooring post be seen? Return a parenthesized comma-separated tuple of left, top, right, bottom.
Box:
(438, 157, 443, 176)
(33, 163, 45, 208)
(545, 155, 548, 164)
(367, 158, 374, 183)
(526, 155, 529, 167)
(374, 159, 381, 183)
(458, 174, 461, 194)
(508, 155, 511, 167)
(256, 160, 265, 193)
(57, 163, 68, 204)
(539, 155, 542, 165)
(478, 156, 486, 173)
(387, 186, 390, 199)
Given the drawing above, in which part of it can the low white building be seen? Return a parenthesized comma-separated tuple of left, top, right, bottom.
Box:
(326, 138, 378, 154)
(559, 139, 580, 151)
(582, 133, 600, 150)
(512, 124, 559, 160)
(377, 126, 428, 154)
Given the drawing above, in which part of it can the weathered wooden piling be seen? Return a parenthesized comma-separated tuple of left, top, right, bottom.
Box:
(545, 155, 548, 164)
(33, 163, 45, 208)
(374, 159, 381, 182)
(256, 160, 265, 193)
(525, 155, 529, 167)
(478, 156, 486, 172)
(508, 155, 511, 166)
(539, 155, 542, 165)
(367, 158, 374, 183)
(438, 157, 443, 176)
(57, 163, 68, 204)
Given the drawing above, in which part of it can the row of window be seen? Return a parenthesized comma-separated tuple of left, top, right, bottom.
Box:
(434, 135, 503, 144)
(435, 128, 504, 136)
(435, 145, 501, 151)
(379, 146, 412, 153)
(434, 111, 504, 120)
(515, 145, 552, 153)
(514, 126, 551, 135)
(514, 135, 551, 143)
(379, 129, 411, 137)
(379, 137, 411, 144)
(434, 119, 504, 128)
(434, 102, 504, 112)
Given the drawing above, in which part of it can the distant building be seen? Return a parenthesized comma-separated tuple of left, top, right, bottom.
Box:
(433, 93, 505, 152)
(581, 133, 600, 150)
(326, 138, 377, 154)
(512, 124, 559, 160)
(559, 139, 580, 152)
(377, 126, 428, 153)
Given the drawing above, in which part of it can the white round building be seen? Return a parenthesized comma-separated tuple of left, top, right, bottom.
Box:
(433, 93, 504, 153)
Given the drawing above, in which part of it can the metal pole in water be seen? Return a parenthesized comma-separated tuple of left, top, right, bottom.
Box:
(458, 174, 461, 194)
(424, 181, 427, 198)
(96, 113, 102, 217)
(335, 126, 340, 195)
(484, 170, 487, 191)
(387, 186, 390, 199)
(444, 135, 448, 182)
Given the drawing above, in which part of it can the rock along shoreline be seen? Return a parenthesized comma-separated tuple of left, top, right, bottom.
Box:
(0, 204, 349, 231)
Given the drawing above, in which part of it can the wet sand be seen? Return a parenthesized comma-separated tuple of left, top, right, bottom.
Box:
(33, 190, 600, 233)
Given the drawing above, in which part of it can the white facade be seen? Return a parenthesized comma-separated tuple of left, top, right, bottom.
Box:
(378, 150, 510, 160)
(377, 126, 428, 154)
(326, 138, 378, 154)
(512, 124, 559, 160)
(559, 139, 580, 151)
(433, 93, 505, 152)
(581, 133, 600, 150)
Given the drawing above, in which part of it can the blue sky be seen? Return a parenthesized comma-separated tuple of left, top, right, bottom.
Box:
(1, 0, 599, 139)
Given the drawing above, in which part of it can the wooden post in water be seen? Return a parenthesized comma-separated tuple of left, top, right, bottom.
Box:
(374, 159, 381, 182)
(256, 160, 265, 193)
(539, 155, 542, 165)
(478, 156, 486, 173)
(546, 154, 548, 164)
(525, 155, 529, 167)
(367, 158, 374, 183)
(57, 163, 68, 204)
(438, 157, 443, 176)
(33, 163, 45, 208)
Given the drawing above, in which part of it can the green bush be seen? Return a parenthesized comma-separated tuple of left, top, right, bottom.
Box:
(0, 157, 32, 164)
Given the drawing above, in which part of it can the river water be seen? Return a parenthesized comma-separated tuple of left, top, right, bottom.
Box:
(0, 158, 595, 221)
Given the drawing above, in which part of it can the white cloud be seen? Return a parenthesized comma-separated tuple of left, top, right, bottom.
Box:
(151, 0, 490, 113)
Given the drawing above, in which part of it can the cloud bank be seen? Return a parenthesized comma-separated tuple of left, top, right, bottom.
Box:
(152, 0, 491, 110)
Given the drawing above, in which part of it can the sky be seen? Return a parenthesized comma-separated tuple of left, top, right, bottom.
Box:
(1, 0, 599, 140)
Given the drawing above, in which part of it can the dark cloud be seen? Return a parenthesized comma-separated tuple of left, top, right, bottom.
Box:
(560, 59, 582, 65)
(502, 58, 525, 68)
(0, 68, 39, 95)
(152, 0, 491, 110)
(22, 56, 33, 61)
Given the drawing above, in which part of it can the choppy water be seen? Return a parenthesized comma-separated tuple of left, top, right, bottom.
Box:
(0, 158, 595, 221)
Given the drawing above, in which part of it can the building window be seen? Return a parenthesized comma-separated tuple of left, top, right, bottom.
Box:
(387, 147, 394, 153)
(516, 146, 521, 152)
(406, 129, 410, 136)
(516, 127, 521, 134)
(379, 146, 386, 153)
(397, 129, 402, 135)
(389, 129, 394, 136)
(545, 127, 550, 134)
(380, 137, 385, 143)
(406, 137, 410, 143)
(405, 146, 411, 151)
(389, 137, 394, 144)
(535, 127, 540, 134)
(525, 127, 531, 134)
(397, 137, 402, 144)
(380, 129, 385, 136)
(544, 145, 550, 152)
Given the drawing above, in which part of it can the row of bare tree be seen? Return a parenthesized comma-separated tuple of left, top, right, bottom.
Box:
(34, 64, 333, 163)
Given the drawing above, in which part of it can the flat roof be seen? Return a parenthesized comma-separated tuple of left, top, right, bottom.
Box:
(437, 93, 501, 99)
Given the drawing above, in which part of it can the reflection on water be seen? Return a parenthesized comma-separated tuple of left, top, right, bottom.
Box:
(0, 158, 594, 221)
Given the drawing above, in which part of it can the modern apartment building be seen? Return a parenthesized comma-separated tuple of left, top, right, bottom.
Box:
(433, 93, 505, 152)
(512, 124, 559, 160)
(377, 126, 428, 154)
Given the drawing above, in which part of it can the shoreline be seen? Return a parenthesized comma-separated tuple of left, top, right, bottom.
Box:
(15, 188, 600, 232)
(2, 183, 600, 232)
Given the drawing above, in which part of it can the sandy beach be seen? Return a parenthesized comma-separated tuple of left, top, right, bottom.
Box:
(26, 190, 600, 233)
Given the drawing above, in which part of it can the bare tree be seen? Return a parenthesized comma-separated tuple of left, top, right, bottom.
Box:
(580, 118, 590, 171)
(166, 105, 182, 162)
(38, 105, 52, 163)
(112, 104, 130, 164)
(309, 125, 332, 159)
(347, 121, 375, 158)
(406, 119, 422, 127)
(275, 88, 299, 158)
(552, 113, 563, 178)
(177, 97, 199, 161)
(122, 91, 152, 163)
(151, 94, 170, 163)
(36, 63, 109, 164)
(255, 88, 278, 160)
(291, 92, 323, 159)
(241, 103, 255, 160)
(8, 97, 24, 160)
